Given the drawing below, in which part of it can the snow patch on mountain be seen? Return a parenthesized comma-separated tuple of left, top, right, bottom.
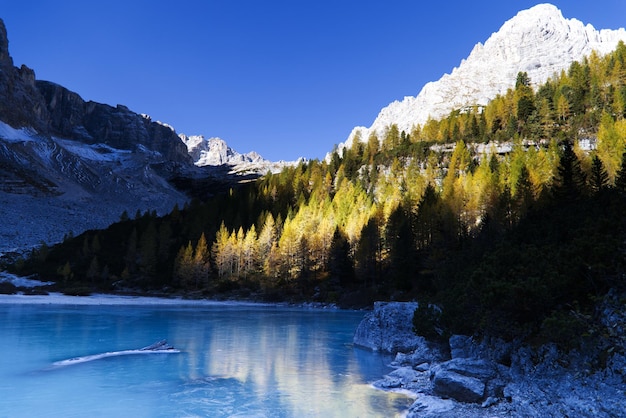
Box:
(0, 124, 188, 255)
(54, 138, 132, 162)
(0, 120, 40, 143)
(345, 3, 626, 148)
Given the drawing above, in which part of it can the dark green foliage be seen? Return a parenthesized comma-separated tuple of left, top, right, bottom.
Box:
(614, 151, 626, 193)
(444, 191, 625, 341)
(385, 204, 417, 292)
(328, 228, 354, 288)
(0, 282, 17, 294)
(552, 140, 587, 201)
(589, 155, 609, 193)
(355, 217, 382, 287)
(412, 303, 444, 341)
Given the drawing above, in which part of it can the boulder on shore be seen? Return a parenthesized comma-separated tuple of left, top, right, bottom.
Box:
(353, 301, 423, 353)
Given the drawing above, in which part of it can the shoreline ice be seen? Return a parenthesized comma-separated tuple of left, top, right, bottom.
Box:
(0, 292, 278, 306)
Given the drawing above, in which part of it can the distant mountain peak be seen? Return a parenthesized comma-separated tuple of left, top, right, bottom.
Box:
(179, 134, 264, 166)
(179, 133, 303, 175)
(345, 3, 626, 148)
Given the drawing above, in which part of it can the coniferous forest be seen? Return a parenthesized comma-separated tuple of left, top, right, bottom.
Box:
(11, 42, 626, 348)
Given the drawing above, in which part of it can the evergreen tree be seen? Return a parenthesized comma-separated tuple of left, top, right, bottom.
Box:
(86, 257, 99, 284)
(514, 165, 535, 222)
(552, 140, 587, 201)
(328, 228, 354, 288)
(385, 205, 416, 292)
(124, 228, 138, 272)
(138, 222, 157, 276)
(355, 216, 381, 287)
(58, 261, 72, 283)
(614, 151, 626, 192)
(515, 72, 535, 125)
(414, 184, 440, 249)
(589, 154, 609, 193)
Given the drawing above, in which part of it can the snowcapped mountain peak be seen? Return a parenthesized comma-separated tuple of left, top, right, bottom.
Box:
(345, 3, 626, 149)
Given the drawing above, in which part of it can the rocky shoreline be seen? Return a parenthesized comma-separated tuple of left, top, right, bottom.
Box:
(354, 301, 626, 417)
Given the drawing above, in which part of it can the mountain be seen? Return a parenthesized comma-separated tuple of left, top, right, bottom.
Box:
(0, 19, 196, 255)
(179, 134, 302, 174)
(345, 3, 626, 148)
(0, 16, 297, 256)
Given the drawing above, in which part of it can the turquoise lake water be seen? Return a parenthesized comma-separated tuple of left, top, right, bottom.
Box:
(0, 300, 412, 417)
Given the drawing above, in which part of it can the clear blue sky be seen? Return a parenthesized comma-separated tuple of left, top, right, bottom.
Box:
(2, 1, 625, 161)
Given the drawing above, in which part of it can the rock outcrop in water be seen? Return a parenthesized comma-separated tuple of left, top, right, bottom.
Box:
(355, 300, 626, 417)
(353, 302, 424, 353)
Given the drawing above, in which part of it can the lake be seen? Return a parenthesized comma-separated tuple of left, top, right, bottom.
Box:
(0, 297, 413, 417)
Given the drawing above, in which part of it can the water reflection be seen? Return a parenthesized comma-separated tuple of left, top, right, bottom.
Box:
(169, 307, 411, 417)
(0, 303, 412, 417)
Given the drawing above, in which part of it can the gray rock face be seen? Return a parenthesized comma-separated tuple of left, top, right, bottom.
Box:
(430, 358, 505, 403)
(372, 325, 626, 418)
(431, 370, 486, 403)
(0, 18, 197, 252)
(449, 335, 474, 359)
(36, 81, 191, 164)
(353, 301, 424, 353)
(0, 18, 190, 166)
(0, 20, 191, 167)
(0, 21, 49, 134)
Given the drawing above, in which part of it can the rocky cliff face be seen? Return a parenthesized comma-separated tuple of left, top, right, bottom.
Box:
(0, 18, 193, 253)
(0, 20, 49, 133)
(37, 81, 190, 163)
(0, 18, 190, 165)
(346, 4, 626, 148)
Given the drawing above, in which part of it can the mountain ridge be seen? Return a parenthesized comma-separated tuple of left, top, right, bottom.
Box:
(344, 3, 626, 149)
(179, 133, 301, 174)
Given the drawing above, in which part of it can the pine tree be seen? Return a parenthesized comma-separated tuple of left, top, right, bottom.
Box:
(86, 257, 99, 283)
(553, 140, 587, 201)
(119, 210, 130, 222)
(589, 155, 609, 193)
(614, 151, 626, 192)
(124, 228, 138, 272)
(514, 165, 535, 220)
(328, 228, 354, 288)
(58, 261, 72, 283)
(355, 216, 381, 286)
(385, 204, 416, 292)
(138, 222, 157, 276)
